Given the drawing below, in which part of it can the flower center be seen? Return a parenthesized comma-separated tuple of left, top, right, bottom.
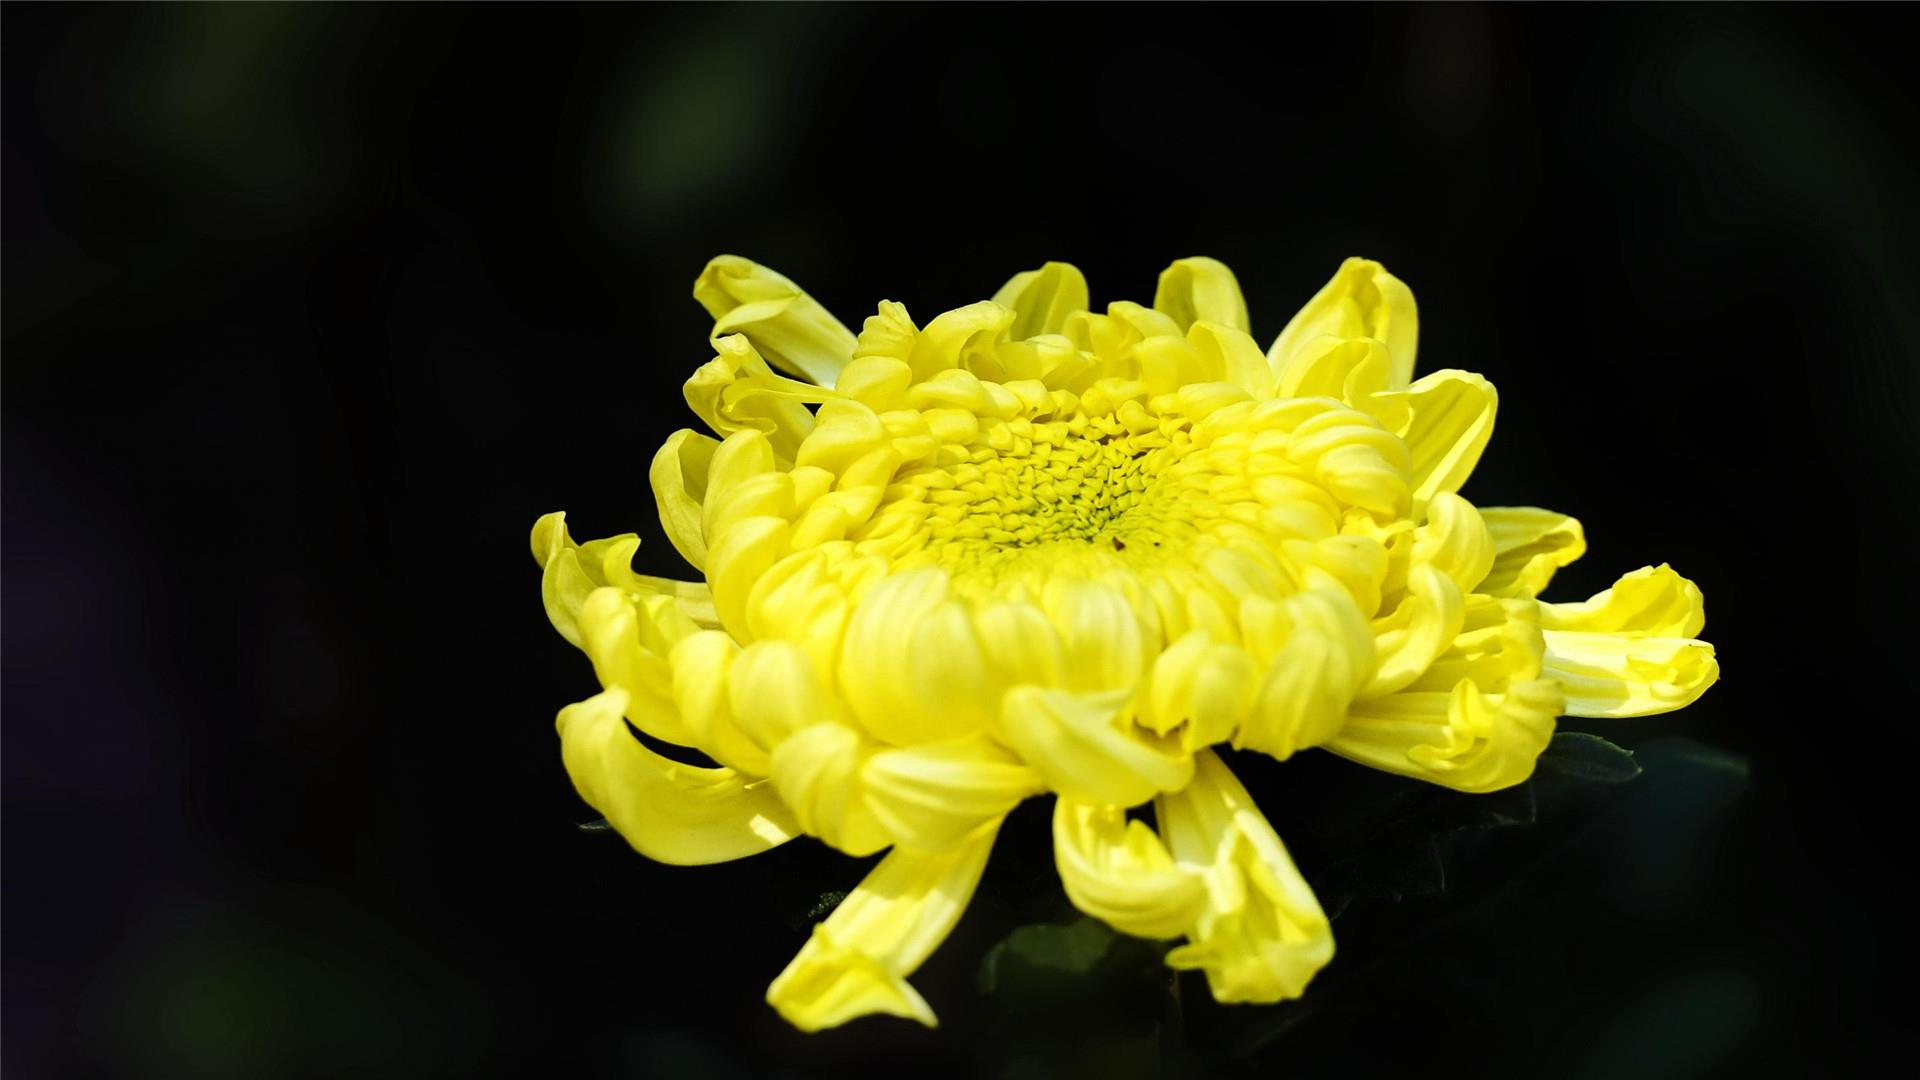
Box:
(906, 422, 1169, 595)
(866, 380, 1416, 614)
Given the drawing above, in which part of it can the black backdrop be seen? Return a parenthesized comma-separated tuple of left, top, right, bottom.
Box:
(5, 5, 1915, 1078)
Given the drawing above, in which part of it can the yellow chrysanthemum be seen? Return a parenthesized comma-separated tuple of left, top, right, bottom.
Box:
(531, 255, 1719, 1031)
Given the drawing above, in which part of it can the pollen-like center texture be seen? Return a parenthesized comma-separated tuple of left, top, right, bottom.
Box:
(877, 389, 1408, 611)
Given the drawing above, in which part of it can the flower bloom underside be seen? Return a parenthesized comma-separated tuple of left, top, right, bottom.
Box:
(532, 255, 1718, 1030)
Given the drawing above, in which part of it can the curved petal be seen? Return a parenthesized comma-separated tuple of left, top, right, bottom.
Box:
(1397, 369, 1497, 506)
(727, 639, 839, 751)
(906, 301, 1015, 383)
(1412, 491, 1495, 593)
(1269, 257, 1418, 389)
(1407, 595, 1548, 694)
(577, 586, 701, 746)
(992, 261, 1090, 340)
(1273, 337, 1395, 402)
(684, 334, 831, 461)
(694, 255, 857, 387)
(863, 735, 1043, 853)
(1137, 631, 1259, 751)
(768, 721, 890, 857)
(649, 430, 719, 572)
(1053, 798, 1207, 940)
(1538, 565, 1716, 717)
(534, 511, 715, 639)
(1360, 564, 1467, 699)
(1543, 632, 1718, 718)
(1477, 507, 1587, 599)
(1234, 589, 1375, 761)
(1155, 751, 1334, 1002)
(668, 630, 776, 776)
(1040, 577, 1158, 694)
(1000, 686, 1195, 807)
(635, 576, 719, 630)
(766, 820, 1000, 1031)
(1537, 564, 1705, 638)
(1154, 257, 1251, 335)
(556, 688, 798, 866)
(705, 515, 792, 643)
(838, 569, 975, 745)
(531, 512, 633, 649)
(1331, 678, 1560, 793)
(1188, 321, 1275, 399)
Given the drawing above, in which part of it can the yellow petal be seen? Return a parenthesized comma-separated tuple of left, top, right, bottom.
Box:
(838, 569, 989, 745)
(649, 430, 719, 572)
(1106, 299, 1187, 343)
(533, 518, 703, 629)
(1543, 631, 1718, 718)
(694, 255, 857, 387)
(1537, 564, 1705, 638)
(668, 629, 772, 776)
(633, 575, 720, 630)
(1040, 577, 1157, 694)
(863, 735, 1042, 852)
(1536, 565, 1716, 717)
(906, 301, 1015, 383)
(1188, 321, 1275, 399)
(1477, 507, 1587, 599)
(555, 688, 798, 865)
(728, 639, 839, 752)
(1053, 798, 1207, 940)
(534, 512, 715, 631)
(1269, 257, 1418, 389)
(576, 586, 701, 746)
(1408, 596, 1547, 694)
(992, 261, 1090, 340)
(767, 820, 1000, 1031)
(851, 299, 919, 365)
(1411, 491, 1495, 593)
(1396, 370, 1497, 506)
(1235, 589, 1375, 761)
(1273, 337, 1396, 402)
(684, 334, 828, 461)
(769, 721, 890, 856)
(1156, 751, 1333, 1002)
(531, 511, 629, 649)
(1361, 564, 1467, 699)
(1000, 686, 1194, 808)
(1154, 257, 1251, 335)
(974, 600, 1068, 688)
(1137, 631, 1259, 750)
(704, 515, 791, 642)
(1332, 678, 1561, 793)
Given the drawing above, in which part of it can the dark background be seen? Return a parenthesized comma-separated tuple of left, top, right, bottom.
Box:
(5, 5, 1915, 1077)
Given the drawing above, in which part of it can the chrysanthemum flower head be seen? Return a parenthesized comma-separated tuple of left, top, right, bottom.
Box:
(532, 255, 1718, 1030)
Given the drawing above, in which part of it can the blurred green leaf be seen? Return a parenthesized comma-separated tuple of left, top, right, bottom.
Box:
(975, 917, 1178, 1080)
(1537, 732, 1642, 783)
(977, 917, 1167, 1001)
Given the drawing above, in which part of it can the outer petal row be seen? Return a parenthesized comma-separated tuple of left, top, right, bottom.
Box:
(1541, 564, 1717, 717)
(695, 256, 858, 388)
(767, 820, 1001, 1031)
(1269, 257, 1419, 390)
(532, 511, 717, 646)
(1478, 506, 1586, 598)
(556, 688, 799, 865)
(1158, 751, 1333, 1002)
(1054, 751, 1334, 1004)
